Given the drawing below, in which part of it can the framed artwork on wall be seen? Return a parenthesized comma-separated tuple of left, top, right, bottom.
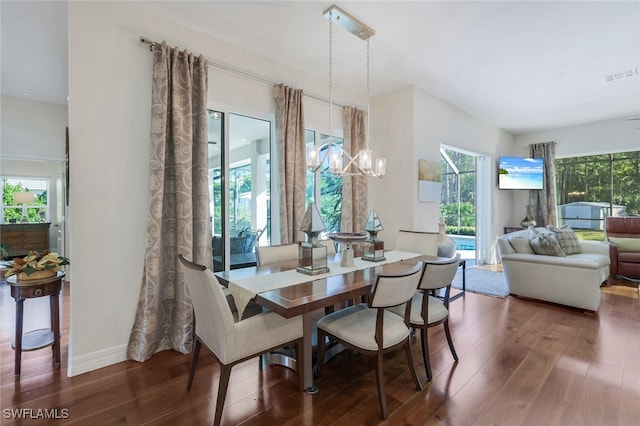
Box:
(418, 158, 441, 202)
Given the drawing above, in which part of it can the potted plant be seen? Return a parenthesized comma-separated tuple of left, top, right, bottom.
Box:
(4, 250, 70, 280)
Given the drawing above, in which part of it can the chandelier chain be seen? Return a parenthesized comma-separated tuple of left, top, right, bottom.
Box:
(366, 39, 371, 149)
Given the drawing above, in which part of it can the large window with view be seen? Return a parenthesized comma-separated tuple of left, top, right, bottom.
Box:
(208, 110, 271, 271)
(556, 150, 640, 240)
(440, 148, 477, 254)
(305, 130, 343, 233)
(2, 178, 49, 223)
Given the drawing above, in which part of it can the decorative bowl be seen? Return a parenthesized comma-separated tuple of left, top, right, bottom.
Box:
(326, 232, 368, 245)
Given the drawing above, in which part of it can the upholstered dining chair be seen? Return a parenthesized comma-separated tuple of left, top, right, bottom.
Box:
(395, 229, 439, 256)
(316, 261, 425, 419)
(255, 243, 299, 267)
(178, 254, 304, 426)
(388, 254, 460, 381)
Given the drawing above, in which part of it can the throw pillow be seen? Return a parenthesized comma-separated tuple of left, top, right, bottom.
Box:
(529, 228, 566, 256)
(608, 237, 640, 253)
(508, 233, 536, 254)
(548, 225, 582, 255)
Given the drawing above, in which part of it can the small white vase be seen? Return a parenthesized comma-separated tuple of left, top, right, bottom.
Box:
(437, 219, 457, 258)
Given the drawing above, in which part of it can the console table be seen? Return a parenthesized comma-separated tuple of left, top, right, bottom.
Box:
(0, 223, 50, 257)
(7, 271, 64, 377)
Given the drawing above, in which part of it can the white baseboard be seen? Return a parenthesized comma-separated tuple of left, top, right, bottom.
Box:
(68, 344, 128, 377)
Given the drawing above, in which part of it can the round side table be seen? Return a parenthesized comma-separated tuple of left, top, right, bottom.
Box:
(7, 271, 65, 378)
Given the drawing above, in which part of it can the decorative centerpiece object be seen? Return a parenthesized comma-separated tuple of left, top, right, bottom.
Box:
(297, 203, 330, 276)
(327, 232, 368, 267)
(4, 250, 70, 281)
(362, 210, 386, 262)
(437, 218, 457, 258)
(520, 204, 537, 228)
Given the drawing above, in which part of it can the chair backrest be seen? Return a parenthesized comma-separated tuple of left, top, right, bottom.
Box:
(419, 253, 460, 291)
(178, 254, 235, 357)
(395, 230, 439, 256)
(255, 243, 299, 267)
(606, 216, 640, 239)
(369, 261, 424, 308)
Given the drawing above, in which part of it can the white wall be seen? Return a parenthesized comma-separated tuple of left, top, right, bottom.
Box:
(515, 116, 640, 158)
(0, 95, 67, 250)
(1, 95, 68, 161)
(372, 85, 514, 260)
(67, 1, 366, 376)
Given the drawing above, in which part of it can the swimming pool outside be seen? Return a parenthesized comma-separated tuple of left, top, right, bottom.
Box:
(450, 235, 475, 251)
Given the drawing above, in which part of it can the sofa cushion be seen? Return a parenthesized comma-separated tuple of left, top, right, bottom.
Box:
(609, 237, 640, 253)
(529, 228, 566, 256)
(508, 233, 536, 254)
(548, 225, 582, 255)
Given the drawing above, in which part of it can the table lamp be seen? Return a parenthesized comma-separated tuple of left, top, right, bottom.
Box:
(297, 203, 330, 276)
(362, 210, 386, 262)
(13, 192, 36, 223)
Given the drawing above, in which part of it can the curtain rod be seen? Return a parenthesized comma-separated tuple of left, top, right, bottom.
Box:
(140, 36, 348, 108)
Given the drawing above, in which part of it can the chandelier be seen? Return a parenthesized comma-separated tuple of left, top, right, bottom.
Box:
(306, 4, 387, 178)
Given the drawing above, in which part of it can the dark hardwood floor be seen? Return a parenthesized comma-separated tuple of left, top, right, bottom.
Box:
(1, 276, 639, 425)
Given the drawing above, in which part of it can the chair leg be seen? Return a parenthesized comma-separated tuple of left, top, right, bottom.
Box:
(404, 338, 423, 391)
(316, 330, 326, 378)
(187, 338, 202, 390)
(214, 364, 232, 426)
(375, 350, 388, 419)
(443, 319, 458, 362)
(420, 327, 432, 381)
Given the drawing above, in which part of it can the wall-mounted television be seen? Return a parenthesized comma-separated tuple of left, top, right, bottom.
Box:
(498, 156, 544, 190)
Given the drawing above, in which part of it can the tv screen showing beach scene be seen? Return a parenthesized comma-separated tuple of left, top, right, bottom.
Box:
(498, 157, 544, 189)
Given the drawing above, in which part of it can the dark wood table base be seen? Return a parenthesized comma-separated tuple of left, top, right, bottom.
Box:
(8, 272, 64, 378)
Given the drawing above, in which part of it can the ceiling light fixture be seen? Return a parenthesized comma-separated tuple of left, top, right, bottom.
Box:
(306, 4, 386, 178)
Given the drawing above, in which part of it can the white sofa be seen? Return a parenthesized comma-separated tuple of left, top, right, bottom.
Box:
(496, 228, 610, 312)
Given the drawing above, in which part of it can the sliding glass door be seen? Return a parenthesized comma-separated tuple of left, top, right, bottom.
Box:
(208, 109, 271, 271)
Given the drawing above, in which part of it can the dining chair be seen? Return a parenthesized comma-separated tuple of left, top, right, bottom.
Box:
(255, 243, 299, 267)
(316, 261, 425, 419)
(178, 254, 304, 426)
(388, 254, 460, 381)
(395, 229, 439, 256)
(255, 242, 326, 371)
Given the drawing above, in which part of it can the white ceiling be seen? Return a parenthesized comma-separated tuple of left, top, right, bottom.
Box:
(2, 1, 639, 135)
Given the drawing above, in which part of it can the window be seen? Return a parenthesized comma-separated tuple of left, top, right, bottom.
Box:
(556, 150, 640, 239)
(208, 109, 271, 270)
(305, 131, 343, 233)
(1, 177, 49, 223)
(440, 149, 476, 236)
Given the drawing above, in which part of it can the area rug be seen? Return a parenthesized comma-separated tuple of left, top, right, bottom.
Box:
(452, 266, 509, 298)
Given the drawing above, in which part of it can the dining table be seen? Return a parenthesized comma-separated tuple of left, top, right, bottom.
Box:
(215, 249, 445, 394)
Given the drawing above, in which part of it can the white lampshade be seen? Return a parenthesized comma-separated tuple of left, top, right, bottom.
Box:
(13, 192, 36, 205)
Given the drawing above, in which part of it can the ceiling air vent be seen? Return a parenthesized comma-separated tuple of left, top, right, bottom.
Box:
(605, 68, 638, 82)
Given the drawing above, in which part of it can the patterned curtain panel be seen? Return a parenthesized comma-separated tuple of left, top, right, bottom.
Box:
(127, 42, 210, 362)
(275, 84, 306, 244)
(341, 106, 368, 233)
(529, 141, 558, 227)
